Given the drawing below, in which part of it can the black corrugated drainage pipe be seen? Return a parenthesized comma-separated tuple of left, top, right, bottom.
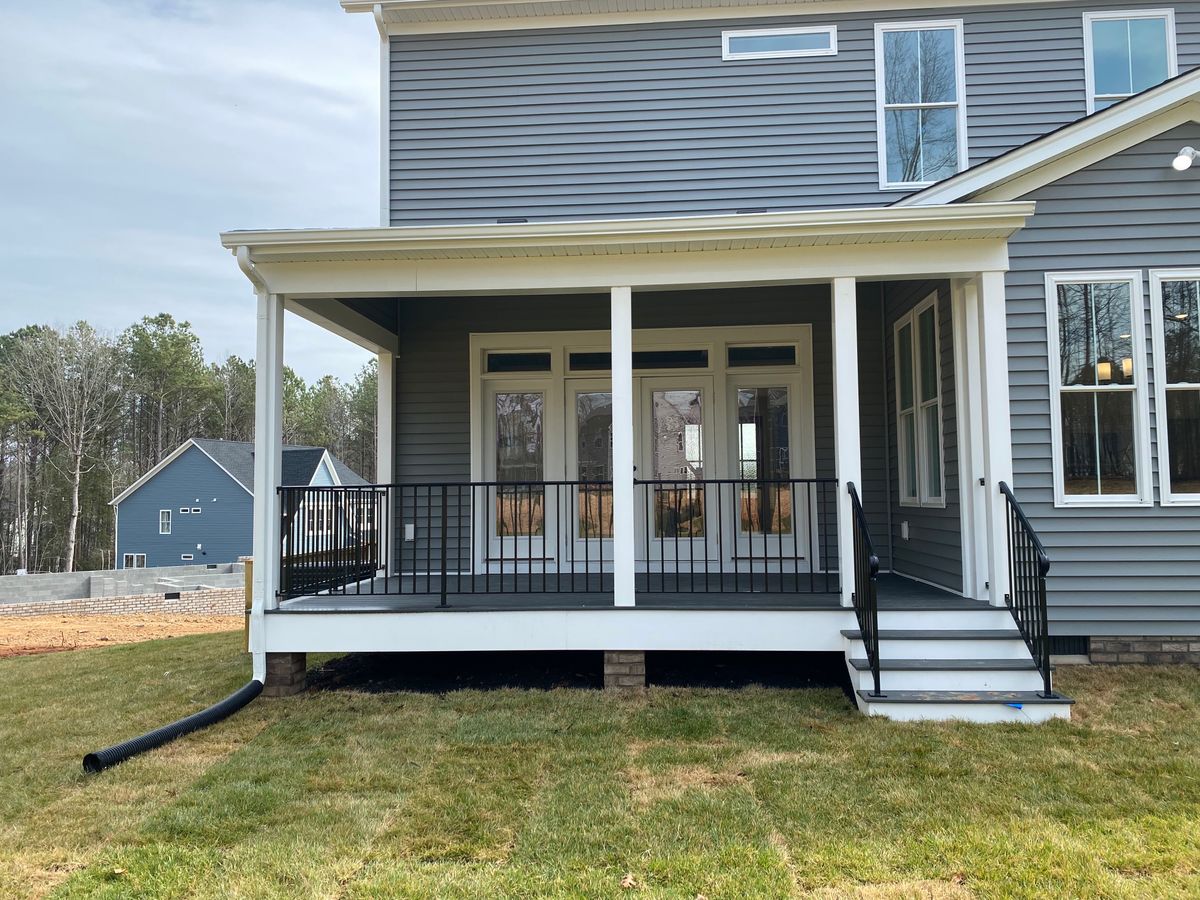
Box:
(82, 679, 263, 774)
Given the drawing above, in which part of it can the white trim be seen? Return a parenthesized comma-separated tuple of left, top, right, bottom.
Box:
(159, 509, 172, 535)
(347, 0, 1111, 36)
(1082, 8, 1177, 115)
(873, 19, 968, 191)
(313, 450, 344, 486)
(180, 553, 194, 561)
(721, 25, 836, 60)
(1044, 270, 1153, 508)
(900, 69, 1200, 206)
(950, 278, 985, 600)
(123, 552, 147, 569)
(284, 297, 399, 354)
(1149, 268, 1200, 506)
(831, 276, 860, 608)
(893, 292, 946, 508)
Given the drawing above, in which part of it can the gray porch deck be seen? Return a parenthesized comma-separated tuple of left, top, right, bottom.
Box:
(273, 573, 982, 614)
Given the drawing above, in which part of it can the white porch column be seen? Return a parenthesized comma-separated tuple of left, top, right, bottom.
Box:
(831, 277, 861, 608)
(952, 279, 989, 600)
(976, 271, 1016, 607)
(610, 286, 636, 607)
(376, 349, 397, 572)
(251, 291, 285, 681)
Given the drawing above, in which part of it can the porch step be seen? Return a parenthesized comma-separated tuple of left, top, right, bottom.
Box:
(854, 690, 1074, 723)
(876, 608, 1015, 630)
(842, 628, 1030, 660)
(846, 657, 1046, 692)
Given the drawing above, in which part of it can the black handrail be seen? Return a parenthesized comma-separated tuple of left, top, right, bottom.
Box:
(847, 482, 882, 697)
(998, 481, 1053, 697)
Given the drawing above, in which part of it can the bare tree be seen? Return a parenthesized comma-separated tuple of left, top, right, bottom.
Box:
(10, 324, 126, 571)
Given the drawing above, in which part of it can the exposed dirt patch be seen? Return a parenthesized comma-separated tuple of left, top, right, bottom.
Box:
(0, 614, 241, 657)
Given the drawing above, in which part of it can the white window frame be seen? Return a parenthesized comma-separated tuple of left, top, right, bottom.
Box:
(1149, 268, 1200, 505)
(191, 507, 202, 514)
(1082, 9, 1177, 115)
(721, 25, 838, 61)
(179, 507, 189, 514)
(180, 553, 194, 561)
(159, 509, 171, 535)
(894, 293, 946, 508)
(874, 19, 968, 190)
(123, 553, 146, 569)
(1045, 271, 1152, 508)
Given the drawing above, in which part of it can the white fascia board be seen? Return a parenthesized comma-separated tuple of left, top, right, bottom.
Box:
(901, 71, 1200, 207)
(313, 450, 343, 487)
(345, 0, 1093, 36)
(110, 439, 198, 506)
(221, 202, 1034, 258)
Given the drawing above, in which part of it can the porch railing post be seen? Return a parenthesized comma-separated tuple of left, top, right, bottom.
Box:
(610, 286, 636, 607)
(831, 276, 861, 607)
(440, 484, 449, 608)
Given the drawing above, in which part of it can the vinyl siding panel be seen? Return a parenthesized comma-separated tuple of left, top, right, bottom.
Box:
(390, 287, 890, 571)
(388, 0, 1200, 223)
(1006, 122, 1200, 636)
(115, 446, 253, 568)
(883, 281, 963, 591)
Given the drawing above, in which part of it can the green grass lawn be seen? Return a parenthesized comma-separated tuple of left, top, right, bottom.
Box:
(1, 634, 1197, 899)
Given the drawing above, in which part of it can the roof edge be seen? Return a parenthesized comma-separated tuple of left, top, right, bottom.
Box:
(900, 69, 1200, 207)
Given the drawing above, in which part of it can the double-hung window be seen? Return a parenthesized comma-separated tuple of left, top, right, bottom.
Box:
(1150, 271, 1200, 503)
(159, 509, 171, 535)
(875, 20, 967, 189)
(1046, 272, 1151, 505)
(1083, 9, 1176, 113)
(895, 294, 945, 507)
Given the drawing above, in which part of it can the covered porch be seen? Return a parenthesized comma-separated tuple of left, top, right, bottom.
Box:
(222, 203, 1032, 685)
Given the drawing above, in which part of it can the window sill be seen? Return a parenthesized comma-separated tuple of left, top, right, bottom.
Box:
(1053, 496, 1153, 509)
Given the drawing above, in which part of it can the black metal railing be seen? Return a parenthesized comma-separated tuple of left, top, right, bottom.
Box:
(633, 478, 836, 594)
(999, 481, 1053, 696)
(847, 482, 881, 697)
(278, 478, 839, 602)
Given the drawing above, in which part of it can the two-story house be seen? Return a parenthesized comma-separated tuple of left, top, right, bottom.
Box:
(221, 0, 1200, 720)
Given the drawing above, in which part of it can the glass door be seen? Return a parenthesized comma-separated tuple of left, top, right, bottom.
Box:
(565, 380, 614, 570)
(638, 377, 715, 571)
(485, 385, 552, 564)
(728, 375, 810, 567)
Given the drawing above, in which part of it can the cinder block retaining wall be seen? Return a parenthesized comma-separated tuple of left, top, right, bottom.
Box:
(1090, 637, 1200, 665)
(0, 587, 245, 618)
(0, 563, 244, 603)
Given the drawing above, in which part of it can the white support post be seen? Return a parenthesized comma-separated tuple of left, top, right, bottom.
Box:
(976, 271, 1016, 607)
(251, 291, 285, 681)
(952, 279, 989, 601)
(376, 349, 397, 571)
(610, 286, 636, 608)
(831, 277, 861, 608)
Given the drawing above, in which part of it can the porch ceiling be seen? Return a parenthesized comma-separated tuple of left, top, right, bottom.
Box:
(220, 203, 1033, 266)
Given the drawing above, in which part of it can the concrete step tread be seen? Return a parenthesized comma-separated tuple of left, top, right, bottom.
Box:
(842, 629, 1021, 640)
(849, 657, 1038, 671)
(857, 689, 1074, 705)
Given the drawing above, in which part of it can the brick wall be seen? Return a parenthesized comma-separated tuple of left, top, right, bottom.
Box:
(1090, 637, 1200, 665)
(0, 587, 244, 618)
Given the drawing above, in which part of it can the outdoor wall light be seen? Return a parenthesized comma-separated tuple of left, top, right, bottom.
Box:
(1172, 146, 1197, 171)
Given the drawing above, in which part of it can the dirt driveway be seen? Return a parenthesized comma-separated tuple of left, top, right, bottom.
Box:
(0, 613, 242, 658)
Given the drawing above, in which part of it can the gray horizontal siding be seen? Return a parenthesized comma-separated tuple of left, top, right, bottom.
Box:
(883, 281, 963, 592)
(389, 0, 1200, 224)
(389, 287, 894, 571)
(1006, 122, 1200, 636)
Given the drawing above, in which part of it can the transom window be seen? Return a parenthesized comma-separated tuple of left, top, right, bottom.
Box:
(722, 25, 837, 60)
(1150, 271, 1200, 504)
(875, 20, 966, 189)
(159, 509, 171, 535)
(1046, 272, 1150, 505)
(1084, 9, 1176, 113)
(894, 294, 944, 507)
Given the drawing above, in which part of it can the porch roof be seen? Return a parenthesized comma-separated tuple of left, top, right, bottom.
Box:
(220, 202, 1032, 266)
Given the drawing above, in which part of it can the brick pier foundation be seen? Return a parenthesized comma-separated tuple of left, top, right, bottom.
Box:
(603, 651, 646, 690)
(264, 652, 307, 697)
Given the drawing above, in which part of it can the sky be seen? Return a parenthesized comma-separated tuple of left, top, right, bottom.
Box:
(0, 0, 379, 382)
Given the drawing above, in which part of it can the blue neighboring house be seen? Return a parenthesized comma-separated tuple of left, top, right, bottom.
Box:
(111, 438, 367, 568)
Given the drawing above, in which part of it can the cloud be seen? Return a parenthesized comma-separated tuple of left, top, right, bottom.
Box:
(0, 0, 379, 382)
